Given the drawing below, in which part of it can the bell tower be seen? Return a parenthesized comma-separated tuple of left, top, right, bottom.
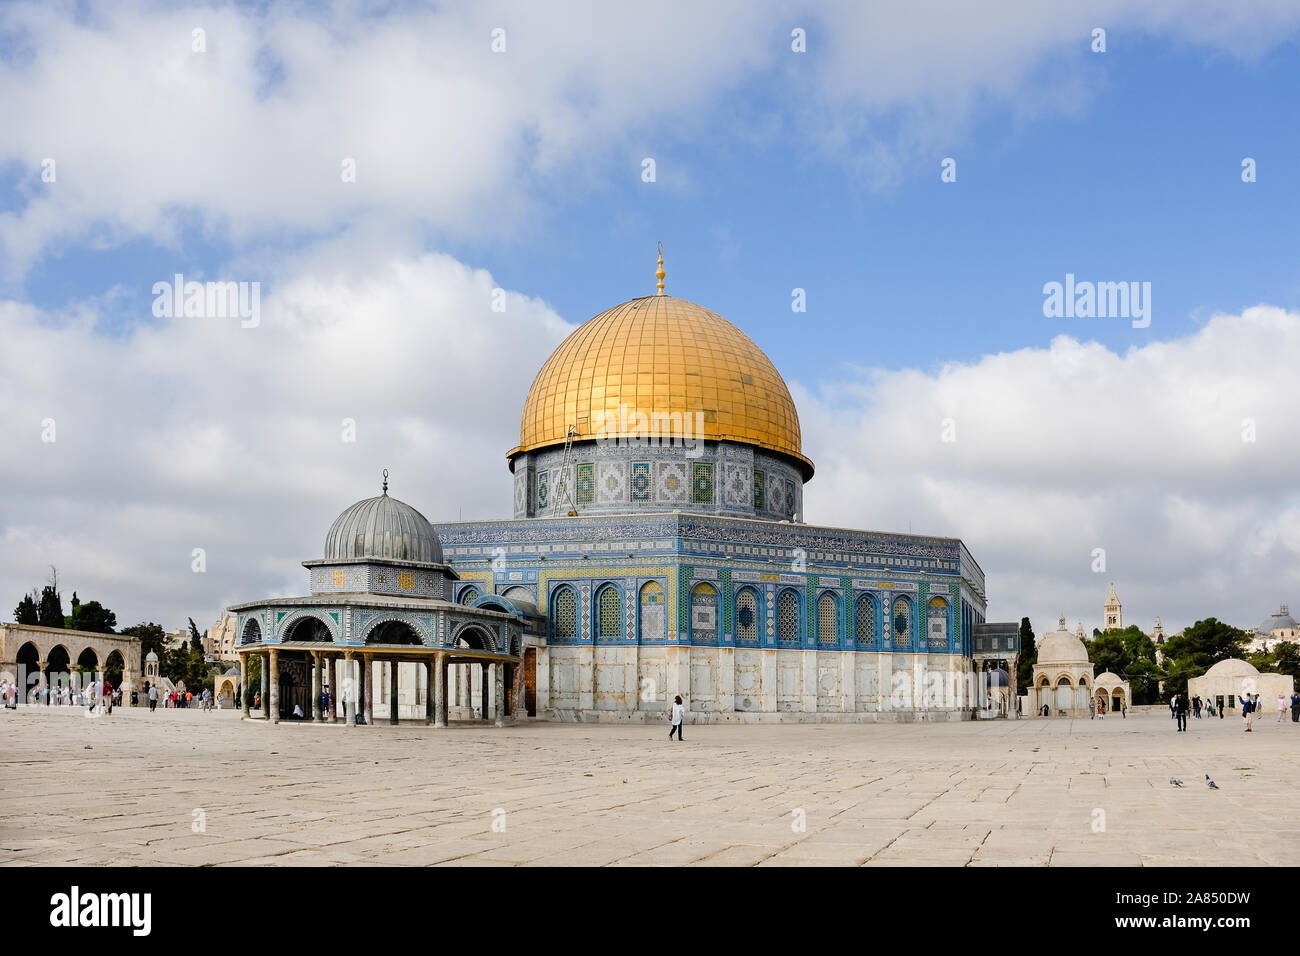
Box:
(1104, 584, 1122, 630)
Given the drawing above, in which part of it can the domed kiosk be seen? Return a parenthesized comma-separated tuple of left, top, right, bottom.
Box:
(230, 474, 524, 726)
(1025, 616, 1124, 718)
(228, 253, 991, 725)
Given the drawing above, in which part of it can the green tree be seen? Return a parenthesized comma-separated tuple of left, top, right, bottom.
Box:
(187, 617, 204, 654)
(120, 622, 168, 675)
(1015, 617, 1036, 690)
(1249, 641, 1300, 683)
(1159, 618, 1249, 699)
(69, 600, 117, 634)
(14, 592, 39, 624)
(1084, 625, 1160, 704)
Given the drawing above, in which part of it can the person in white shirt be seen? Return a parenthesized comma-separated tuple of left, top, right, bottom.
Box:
(1279, 695, 1288, 722)
(668, 695, 685, 741)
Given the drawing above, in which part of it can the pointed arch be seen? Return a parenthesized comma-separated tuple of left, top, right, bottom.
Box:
(734, 586, 760, 643)
(690, 582, 719, 645)
(550, 585, 578, 642)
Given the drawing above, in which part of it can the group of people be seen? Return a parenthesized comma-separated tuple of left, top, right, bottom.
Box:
(1087, 697, 1124, 719)
(0, 677, 118, 712)
(1170, 690, 1300, 732)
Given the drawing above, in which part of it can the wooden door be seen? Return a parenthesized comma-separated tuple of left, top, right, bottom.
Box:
(524, 648, 537, 716)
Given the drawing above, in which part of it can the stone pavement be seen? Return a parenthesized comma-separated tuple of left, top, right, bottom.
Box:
(2, 706, 1297, 866)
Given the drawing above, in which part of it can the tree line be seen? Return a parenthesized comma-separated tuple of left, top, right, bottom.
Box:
(12, 566, 225, 692)
(1015, 615, 1298, 705)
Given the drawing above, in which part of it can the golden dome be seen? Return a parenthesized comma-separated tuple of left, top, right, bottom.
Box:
(510, 295, 813, 478)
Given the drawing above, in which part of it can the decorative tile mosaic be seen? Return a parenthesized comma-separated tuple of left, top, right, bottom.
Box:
(596, 461, 627, 504)
(753, 470, 765, 510)
(630, 462, 651, 501)
(576, 463, 595, 506)
(692, 461, 714, 504)
(722, 462, 749, 506)
(657, 462, 688, 504)
(768, 476, 787, 515)
(536, 471, 549, 511)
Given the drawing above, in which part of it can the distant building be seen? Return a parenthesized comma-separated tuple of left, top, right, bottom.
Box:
(1188, 659, 1293, 713)
(1248, 605, 1299, 654)
(1104, 584, 1122, 630)
(205, 614, 238, 660)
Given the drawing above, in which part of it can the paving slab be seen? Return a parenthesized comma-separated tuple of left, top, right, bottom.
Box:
(1, 706, 1295, 866)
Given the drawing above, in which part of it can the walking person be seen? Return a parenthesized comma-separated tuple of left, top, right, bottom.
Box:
(1240, 692, 1254, 732)
(1174, 693, 1188, 732)
(1089, 697, 1096, 720)
(1277, 694, 1287, 723)
(1291, 691, 1300, 723)
(668, 695, 685, 741)
(148, 683, 157, 711)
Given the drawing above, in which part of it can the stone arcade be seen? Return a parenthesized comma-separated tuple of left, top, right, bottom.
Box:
(230, 256, 993, 725)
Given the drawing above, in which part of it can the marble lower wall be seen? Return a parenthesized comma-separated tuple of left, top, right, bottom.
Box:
(541, 645, 978, 722)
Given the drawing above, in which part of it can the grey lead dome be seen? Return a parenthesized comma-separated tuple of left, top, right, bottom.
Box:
(323, 492, 443, 564)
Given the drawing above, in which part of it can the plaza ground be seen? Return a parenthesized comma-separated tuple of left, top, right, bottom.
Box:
(2, 706, 1297, 866)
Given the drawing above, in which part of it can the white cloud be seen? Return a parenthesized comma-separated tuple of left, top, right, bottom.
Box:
(0, 246, 571, 630)
(800, 305, 1300, 637)
(4, 1, 1299, 270)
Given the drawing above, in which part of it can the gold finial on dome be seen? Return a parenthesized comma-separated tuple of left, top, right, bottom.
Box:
(655, 241, 666, 296)
(382, 468, 389, 495)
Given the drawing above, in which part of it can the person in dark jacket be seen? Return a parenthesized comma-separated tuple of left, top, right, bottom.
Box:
(1174, 693, 1189, 732)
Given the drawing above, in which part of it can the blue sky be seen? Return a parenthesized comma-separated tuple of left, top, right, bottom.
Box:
(3, 1, 1300, 636)
(9, 29, 1300, 380)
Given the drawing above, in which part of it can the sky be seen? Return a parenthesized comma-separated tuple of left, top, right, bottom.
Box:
(2, 0, 1299, 640)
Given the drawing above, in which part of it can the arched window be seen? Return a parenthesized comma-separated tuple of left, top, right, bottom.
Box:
(891, 596, 911, 648)
(855, 594, 875, 646)
(927, 596, 948, 648)
(459, 586, 480, 605)
(690, 582, 718, 644)
(817, 592, 838, 646)
(777, 589, 800, 645)
(638, 581, 665, 642)
(552, 587, 577, 640)
(596, 584, 622, 641)
(735, 588, 758, 643)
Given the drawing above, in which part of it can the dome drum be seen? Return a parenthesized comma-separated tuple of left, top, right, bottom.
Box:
(510, 441, 803, 520)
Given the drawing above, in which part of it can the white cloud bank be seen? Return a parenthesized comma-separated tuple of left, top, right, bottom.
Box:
(801, 305, 1300, 635)
(3, 0, 1299, 271)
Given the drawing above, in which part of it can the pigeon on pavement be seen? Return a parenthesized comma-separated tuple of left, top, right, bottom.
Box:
(1170, 778, 1184, 787)
(1205, 774, 1219, 789)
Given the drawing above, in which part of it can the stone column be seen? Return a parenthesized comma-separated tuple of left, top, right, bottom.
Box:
(363, 655, 373, 725)
(480, 662, 490, 721)
(389, 659, 399, 725)
(240, 654, 250, 719)
(268, 648, 280, 724)
(330, 655, 340, 723)
(424, 660, 434, 725)
(260, 652, 270, 719)
(311, 651, 323, 722)
(434, 654, 447, 728)
(495, 663, 506, 728)
(343, 655, 358, 728)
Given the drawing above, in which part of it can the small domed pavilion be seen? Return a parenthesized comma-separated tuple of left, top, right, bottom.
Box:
(230, 473, 524, 727)
(1027, 616, 1095, 717)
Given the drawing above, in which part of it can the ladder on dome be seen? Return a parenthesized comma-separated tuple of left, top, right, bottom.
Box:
(557, 418, 586, 516)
